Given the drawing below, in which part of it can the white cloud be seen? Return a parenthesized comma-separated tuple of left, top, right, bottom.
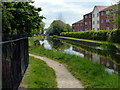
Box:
(32, 0, 113, 28)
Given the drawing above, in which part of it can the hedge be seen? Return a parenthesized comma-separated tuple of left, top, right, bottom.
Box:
(60, 29, 120, 43)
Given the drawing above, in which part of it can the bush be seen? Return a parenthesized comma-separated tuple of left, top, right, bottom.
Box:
(60, 29, 120, 43)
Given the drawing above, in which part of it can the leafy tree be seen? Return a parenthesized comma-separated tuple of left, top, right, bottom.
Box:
(2, 2, 45, 35)
(39, 22, 45, 34)
(66, 24, 72, 32)
(47, 20, 72, 35)
(108, 1, 120, 29)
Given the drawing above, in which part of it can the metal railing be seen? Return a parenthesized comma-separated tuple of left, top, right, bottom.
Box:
(2, 34, 29, 89)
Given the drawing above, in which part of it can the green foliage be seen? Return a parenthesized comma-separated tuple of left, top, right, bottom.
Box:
(109, 2, 120, 29)
(2, 2, 45, 35)
(21, 56, 57, 88)
(29, 37, 118, 88)
(47, 20, 72, 35)
(60, 29, 120, 43)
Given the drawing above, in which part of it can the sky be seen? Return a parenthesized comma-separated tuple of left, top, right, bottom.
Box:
(32, 0, 116, 28)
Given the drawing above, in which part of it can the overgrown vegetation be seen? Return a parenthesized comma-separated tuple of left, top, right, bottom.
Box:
(29, 37, 118, 88)
(20, 56, 57, 88)
(60, 29, 120, 43)
(46, 20, 72, 35)
(2, 2, 45, 35)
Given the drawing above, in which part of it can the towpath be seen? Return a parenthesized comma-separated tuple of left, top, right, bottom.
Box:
(29, 53, 84, 88)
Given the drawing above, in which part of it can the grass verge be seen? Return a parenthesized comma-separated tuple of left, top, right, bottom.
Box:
(54, 36, 120, 47)
(29, 37, 118, 88)
(20, 56, 57, 88)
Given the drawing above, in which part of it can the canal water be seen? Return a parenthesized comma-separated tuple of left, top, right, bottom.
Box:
(35, 36, 120, 74)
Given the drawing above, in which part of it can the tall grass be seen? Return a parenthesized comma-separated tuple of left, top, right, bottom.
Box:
(20, 56, 57, 88)
(29, 37, 118, 88)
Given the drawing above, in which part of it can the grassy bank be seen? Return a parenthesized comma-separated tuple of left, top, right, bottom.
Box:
(29, 37, 118, 88)
(54, 36, 120, 48)
(20, 56, 57, 88)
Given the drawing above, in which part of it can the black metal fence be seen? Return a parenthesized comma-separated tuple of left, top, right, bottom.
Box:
(2, 34, 29, 89)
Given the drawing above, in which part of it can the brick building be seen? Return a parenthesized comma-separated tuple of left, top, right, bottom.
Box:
(92, 6, 109, 30)
(99, 9, 107, 30)
(72, 20, 84, 32)
(83, 12, 92, 31)
(72, 5, 117, 32)
(99, 6, 117, 30)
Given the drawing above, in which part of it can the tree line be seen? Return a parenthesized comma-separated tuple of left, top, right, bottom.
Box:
(2, 2, 45, 35)
(46, 20, 72, 35)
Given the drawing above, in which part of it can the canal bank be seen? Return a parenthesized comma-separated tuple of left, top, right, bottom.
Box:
(53, 36, 120, 47)
(53, 36, 120, 64)
(29, 37, 119, 88)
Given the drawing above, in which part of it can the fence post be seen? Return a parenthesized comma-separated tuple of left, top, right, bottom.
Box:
(0, 1, 2, 89)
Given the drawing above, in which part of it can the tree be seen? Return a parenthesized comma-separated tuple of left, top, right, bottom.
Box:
(39, 22, 45, 34)
(2, 2, 45, 35)
(47, 20, 72, 35)
(66, 24, 72, 32)
(109, 0, 120, 29)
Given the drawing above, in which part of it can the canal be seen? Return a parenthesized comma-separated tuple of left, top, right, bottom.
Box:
(35, 36, 120, 74)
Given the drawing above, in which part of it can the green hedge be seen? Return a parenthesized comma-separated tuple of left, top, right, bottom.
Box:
(60, 29, 120, 43)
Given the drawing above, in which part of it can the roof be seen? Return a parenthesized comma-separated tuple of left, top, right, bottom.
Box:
(96, 6, 109, 11)
(84, 12, 92, 16)
(100, 5, 117, 12)
(72, 19, 83, 25)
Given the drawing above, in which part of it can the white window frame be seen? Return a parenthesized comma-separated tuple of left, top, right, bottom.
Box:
(85, 15, 87, 19)
(97, 13, 99, 17)
(101, 12, 104, 16)
(101, 19, 104, 23)
(97, 20, 99, 24)
(93, 21, 95, 24)
(93, 14, 95, 18)
(85, 22, 87, 25)
(89, 14, 91, 18)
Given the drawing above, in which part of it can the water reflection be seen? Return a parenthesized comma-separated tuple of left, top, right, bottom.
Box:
(64, 46, 84, 57)
(72, 46, 118, 71)
(62, 39, 120, 64)
(39, 37, 70, 51)
(39, 40, 52, 50)
(36, 37, 120, 74)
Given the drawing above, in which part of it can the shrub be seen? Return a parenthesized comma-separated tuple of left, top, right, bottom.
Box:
(60, 29, 119, 43)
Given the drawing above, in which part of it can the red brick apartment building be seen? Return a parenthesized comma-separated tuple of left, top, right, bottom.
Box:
(83, 12, 92, 31)
(72, 20, 84, 32)
(72, 5, 117, 32)
(99, 9, 107, 30)
(99, 6, 117, 30)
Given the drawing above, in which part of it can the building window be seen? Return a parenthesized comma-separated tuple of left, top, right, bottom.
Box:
(89, 14, 91, 18)
(106, 19, 110, 23)
(93, 14, 95, 18)
(97, 28, 99, 30)
(81, 23, 83, 26)
(113, 25, 117, 29)
(85, 15, 87, 19)
(93, 21, 95, 24)
(97, 13, 99, 17)
(85, 22, 87, 25)
(97, 20, 99, 24)
(89, 21, 91, 25)
(101, 19, 104, 23)
(93, 28, 95, 30)
(106, 10, 110, 15)
(106, 27, 109, 30)
(101, 12, 104, 16)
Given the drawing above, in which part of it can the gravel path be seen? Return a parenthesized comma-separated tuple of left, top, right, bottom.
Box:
(29, 54, 84, 88)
